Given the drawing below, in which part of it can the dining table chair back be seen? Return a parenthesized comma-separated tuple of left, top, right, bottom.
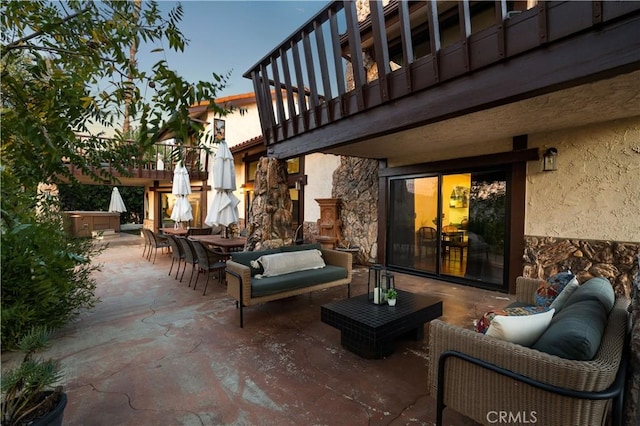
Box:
(190, 239, 227, 296)
(417, 226, 438, 257)
(147, 230, 170, 264)
(186, 227, 213, 236)
(141, 228, 152, 258)
(166, 234, 185, 279)
(176, 236, 198, 287)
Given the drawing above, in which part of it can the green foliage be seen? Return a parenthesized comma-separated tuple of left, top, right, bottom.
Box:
(386, 288, 398, 300)
(1, 171, 101, 349)
(1, 0, 231, 189)
(57, 184, 144, 224)
(1, 327, 64, 426)
(1, 1, 232, 347)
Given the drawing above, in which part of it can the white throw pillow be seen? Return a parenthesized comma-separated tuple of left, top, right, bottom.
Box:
(549, 280, 580, 312)
(486, 308, 555, 346)
(252, 249, 325, 278)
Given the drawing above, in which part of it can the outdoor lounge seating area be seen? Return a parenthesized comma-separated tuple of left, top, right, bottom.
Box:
(430, 275, 630, 426)
(226, 243, 353, 327)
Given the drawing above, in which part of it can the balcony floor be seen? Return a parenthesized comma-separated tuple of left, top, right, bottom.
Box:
(13, 240, 518, 425)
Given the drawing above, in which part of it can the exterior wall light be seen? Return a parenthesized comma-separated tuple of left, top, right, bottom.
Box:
(542, 147, 558, 172)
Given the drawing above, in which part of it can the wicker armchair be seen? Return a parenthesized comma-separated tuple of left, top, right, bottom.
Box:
(429, 277, 629, 426)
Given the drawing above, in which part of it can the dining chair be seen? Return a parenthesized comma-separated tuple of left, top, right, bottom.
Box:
(176, 237, 198, 287)
(165, 234, 185, 279)
(442, 225, 468, 262)
(190, 239, 227, 296)
(144, 229, 170, 264)
(417, 226, 438, 257)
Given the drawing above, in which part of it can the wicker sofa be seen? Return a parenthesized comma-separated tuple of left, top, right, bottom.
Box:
(225, 243, 352, 327)
(429, 276, 629, 426)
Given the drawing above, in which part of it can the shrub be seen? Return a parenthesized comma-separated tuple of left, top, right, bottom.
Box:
(1, 172, 101, 349)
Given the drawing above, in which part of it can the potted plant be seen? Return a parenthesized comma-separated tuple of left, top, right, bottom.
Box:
(1, 328, 67, 426)
(386, 288, 398, 306)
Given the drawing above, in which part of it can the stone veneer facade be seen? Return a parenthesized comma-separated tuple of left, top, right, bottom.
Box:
(523, 236, 639, 297)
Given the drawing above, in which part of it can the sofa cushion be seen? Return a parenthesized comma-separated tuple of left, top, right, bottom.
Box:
(251, 265, 348, 298)
(532, 298, 609, 360)
(535, 271, 578, 308)
(563, 277, 615, 312)
(252, 249, 326, 278)
(231, 248, 281, 276)
(484, 308, 555, 346)
(281, 243, 322, 252)
(549, 279, 580, 312)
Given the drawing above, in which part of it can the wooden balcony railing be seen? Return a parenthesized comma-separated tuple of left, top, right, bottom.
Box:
(65, 135, 209, 183)
(244, 0, 640, 152)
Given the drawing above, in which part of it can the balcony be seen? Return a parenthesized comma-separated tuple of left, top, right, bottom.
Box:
(64, 136, 209, 186)
(244, 0, 640, 162)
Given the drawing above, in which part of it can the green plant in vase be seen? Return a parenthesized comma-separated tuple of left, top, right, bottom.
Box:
(386, 288, 398, 306)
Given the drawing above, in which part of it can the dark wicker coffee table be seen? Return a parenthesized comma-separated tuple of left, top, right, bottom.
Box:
(321, 289, 443, 359)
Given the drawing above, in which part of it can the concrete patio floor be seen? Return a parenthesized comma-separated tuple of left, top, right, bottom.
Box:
(23, 236, 515, 425)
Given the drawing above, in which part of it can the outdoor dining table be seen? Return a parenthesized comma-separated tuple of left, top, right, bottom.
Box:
(159, 227, 188, 236)
(189, 234, 247, 253)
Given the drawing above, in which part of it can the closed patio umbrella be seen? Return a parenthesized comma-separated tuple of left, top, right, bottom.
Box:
(170, 161, 193, 226)
(205, 140, 240, 232)
(108, 187, 127, 213)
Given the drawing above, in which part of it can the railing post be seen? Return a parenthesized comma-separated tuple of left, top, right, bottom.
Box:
(370, 0, 390, 102)
(427, 0, 442, 83)
(398, 0, 414, 91)
(344, 0, 366, 110)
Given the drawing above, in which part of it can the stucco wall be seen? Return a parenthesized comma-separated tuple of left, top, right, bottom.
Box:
(526, 116, 640, 243)
(304, 153, 341, 222)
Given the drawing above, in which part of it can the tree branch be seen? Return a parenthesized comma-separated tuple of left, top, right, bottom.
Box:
(1, 7, 91, 58)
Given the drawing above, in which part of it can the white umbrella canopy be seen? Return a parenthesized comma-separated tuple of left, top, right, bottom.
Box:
(171, 160, 193, 225)
(205, 140, 240, 228)
(172, 161, 192, 196)
(108, 187, 127, 213)
(205, 190, 240, 227)
(212, 141, 236, 191)
(170, 196, 193, 223)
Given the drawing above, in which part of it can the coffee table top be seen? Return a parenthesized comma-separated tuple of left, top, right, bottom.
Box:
(321, 289, 442, 329)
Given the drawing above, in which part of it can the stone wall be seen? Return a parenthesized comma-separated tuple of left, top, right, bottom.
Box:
(524, 236, 639, 425)
(523, 236, 639, 297)
(331, 157, 379, 265)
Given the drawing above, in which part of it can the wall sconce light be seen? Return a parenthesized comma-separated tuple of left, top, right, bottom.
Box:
(542, 147, 558, 172)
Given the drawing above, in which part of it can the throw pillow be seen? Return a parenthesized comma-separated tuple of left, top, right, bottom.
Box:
(252, 249, 326, 278)
(549, 279, 580, 312)
(485, 308, 555, 346)
(535, 271, 577, 308)
(475, 306, 550, 334)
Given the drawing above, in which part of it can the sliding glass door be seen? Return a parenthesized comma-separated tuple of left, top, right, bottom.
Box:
(387, 169, 507, 290)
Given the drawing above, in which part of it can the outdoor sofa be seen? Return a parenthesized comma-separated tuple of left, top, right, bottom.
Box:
(429, 275, 629, 426)
(225, 243, 352, 327)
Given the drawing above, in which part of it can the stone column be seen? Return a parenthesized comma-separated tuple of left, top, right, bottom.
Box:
(245, 157, 293, 251)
